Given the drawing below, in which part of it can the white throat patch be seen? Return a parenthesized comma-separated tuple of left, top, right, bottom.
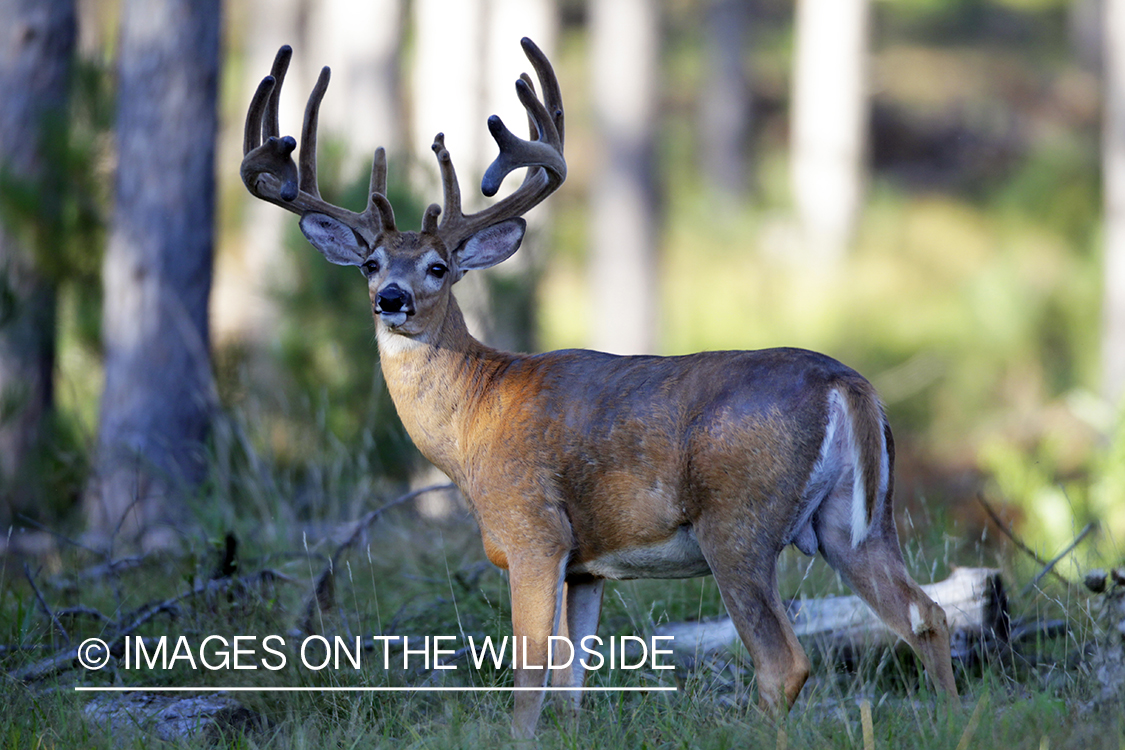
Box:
(376, 324, 425, 357)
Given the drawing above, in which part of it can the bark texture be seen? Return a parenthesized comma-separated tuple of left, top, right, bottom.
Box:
(699, 0, 752, 200)
(0, 0, 76, 521)
(85, 0, 220, 550)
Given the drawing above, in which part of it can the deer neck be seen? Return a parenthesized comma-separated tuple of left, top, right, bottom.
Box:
(375, 295, 512, 482)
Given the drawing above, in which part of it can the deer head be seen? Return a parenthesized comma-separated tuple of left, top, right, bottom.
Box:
(240, 38, 565, 341)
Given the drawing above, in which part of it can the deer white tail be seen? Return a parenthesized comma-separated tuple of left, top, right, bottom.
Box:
(794, 382, 889, 554)
(841, 382, 889, 547)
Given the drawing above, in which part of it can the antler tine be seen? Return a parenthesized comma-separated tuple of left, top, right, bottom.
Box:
(243, 46, 292, 156)
(368, 147, 397, 232)
(240, 46, 393, 243)
(427, 37, 566, 252)
(243, 75, 274, 156)
(521, 36, 564, 147)
(264, 45, 292, 142)
(431, 133, 462, 221)
(299, 66, 330, 199)
(480, 77, 563, 196)
(366, 147, 396, 233)
(519, 73, 539, 146)
(368, 147, 388, 204)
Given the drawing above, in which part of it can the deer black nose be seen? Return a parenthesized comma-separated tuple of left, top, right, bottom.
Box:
(376, 284, 413, 314)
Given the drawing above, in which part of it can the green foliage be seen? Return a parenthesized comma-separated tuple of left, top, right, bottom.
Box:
(875, 0, 1072, 49)
(981, 409, 1125, 566)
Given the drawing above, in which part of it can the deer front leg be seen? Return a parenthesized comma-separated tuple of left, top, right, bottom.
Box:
(508, 550, 570, 739)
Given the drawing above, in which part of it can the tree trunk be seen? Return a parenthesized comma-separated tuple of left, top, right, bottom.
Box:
(311, 0, 405, 162)
(1104, 0, 1125, 406)
(0, 0, 76, 522)
(411, 0, 491, 345)
(85, 0, 220, 551)
(699, 0, 752, 201)
(790, 0, 870, 261)
(589, 0, 661, 355)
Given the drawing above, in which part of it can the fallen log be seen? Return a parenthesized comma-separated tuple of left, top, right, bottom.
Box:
(656, 567, 1008, 662)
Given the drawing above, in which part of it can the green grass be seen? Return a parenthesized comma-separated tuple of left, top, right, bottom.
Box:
(2, 436, 1122, 750)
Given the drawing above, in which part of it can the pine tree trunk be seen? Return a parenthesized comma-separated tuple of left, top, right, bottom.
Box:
(699, 0, 752, 201)
(0, 0, 76, 522)
(480, 0, 556, 353)
(589, 0, 661, 355)
(791, 0, 870, 261)
(85, 0, 220, 550)
(213, 0, 305, 345)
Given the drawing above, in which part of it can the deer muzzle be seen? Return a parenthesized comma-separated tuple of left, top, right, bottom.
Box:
(375, 283, 414, 328)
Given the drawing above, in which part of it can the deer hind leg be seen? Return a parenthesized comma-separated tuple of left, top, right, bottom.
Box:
(551, 576, 605, 719)
(695, 518, 811, 713)
(815, 489, 958, 698)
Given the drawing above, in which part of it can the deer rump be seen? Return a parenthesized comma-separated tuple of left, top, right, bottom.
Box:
(461, 345, 890, 581)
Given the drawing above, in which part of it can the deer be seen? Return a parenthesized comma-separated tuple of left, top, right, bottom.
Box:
(240, 38, 959, 739)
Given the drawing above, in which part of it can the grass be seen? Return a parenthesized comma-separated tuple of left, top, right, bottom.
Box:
(1, 427, 1123, 750)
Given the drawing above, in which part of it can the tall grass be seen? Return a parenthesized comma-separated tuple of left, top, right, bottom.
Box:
(1, 417, 1122, 749)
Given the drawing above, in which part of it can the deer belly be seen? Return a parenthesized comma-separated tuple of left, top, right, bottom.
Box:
(569, 525, 711, 580)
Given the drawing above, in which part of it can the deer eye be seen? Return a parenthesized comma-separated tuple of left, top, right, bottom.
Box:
(362, 259, 379, 275)
(428, 263, 449, 279)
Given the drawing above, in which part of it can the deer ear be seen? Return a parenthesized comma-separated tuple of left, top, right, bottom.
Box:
(299, 213, 365, 266)
(456, 219, 526, 271)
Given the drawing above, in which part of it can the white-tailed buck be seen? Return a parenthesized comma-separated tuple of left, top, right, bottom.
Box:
(241, 38, 958, 738)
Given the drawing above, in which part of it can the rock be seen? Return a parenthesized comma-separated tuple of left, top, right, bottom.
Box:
(83, 692, 267, 743)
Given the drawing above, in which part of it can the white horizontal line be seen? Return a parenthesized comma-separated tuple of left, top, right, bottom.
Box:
(74, 686, 677, 693)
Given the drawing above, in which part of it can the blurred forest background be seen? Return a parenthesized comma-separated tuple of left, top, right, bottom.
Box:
(1, 0, 1123, 568)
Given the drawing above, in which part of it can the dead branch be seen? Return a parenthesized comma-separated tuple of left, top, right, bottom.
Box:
(1021, 521, 1097, 596)
(23, 563, 70, 646)
(298, 483, 457, 635)
(9, 569, 295, 685)
(115, 569, 293, 640)
(977, 493, 1073, 588)
(55, 606, 113, 626)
